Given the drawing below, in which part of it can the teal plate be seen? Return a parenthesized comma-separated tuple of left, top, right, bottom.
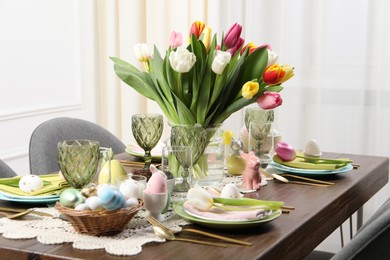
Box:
(270, 162, 353, 177)
(174, 202, 282, 229)
(0, 192, 59, 204)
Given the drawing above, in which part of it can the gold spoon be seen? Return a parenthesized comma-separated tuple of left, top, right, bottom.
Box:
(272, 174, 330, 187)
(0, 209, 35, 219)
(151, 226, 228, 247)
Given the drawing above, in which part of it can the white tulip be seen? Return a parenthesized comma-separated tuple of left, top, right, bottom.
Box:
(134, 43, 150, 62)
(169, 47, 196, 73)
(211, 50, 231, 75)
(186, 187, 213, 211)
(267, 49, 279, 67)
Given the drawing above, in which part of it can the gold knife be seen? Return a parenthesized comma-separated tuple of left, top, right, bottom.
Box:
(0, 207, 53, 217)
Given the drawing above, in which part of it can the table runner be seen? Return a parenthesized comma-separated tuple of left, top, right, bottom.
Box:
(0, 175, 259, 256)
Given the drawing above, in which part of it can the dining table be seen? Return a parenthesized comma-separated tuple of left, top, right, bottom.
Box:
(0, 152, 388, 260)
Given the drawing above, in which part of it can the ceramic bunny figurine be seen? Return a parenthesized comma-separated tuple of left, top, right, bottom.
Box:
(240, 151, 261, 190)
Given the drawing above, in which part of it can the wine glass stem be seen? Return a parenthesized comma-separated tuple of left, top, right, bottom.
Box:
(144, 150, 152, 170)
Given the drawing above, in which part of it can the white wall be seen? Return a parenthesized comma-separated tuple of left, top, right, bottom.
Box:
(0, 0, 99, 175)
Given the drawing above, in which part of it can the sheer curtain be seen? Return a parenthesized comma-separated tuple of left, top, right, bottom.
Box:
(97, 0, 390, 251)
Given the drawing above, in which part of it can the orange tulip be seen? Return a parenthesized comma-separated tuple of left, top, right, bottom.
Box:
(263, 64, 294, 85)
(189, 21, 206, 39)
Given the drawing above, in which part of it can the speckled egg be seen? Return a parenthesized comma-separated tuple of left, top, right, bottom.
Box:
(59, 188, 85, 208)
(19, 175, 43, 193)
(220, 184, 243, 199)
(98, 186, 126, 210)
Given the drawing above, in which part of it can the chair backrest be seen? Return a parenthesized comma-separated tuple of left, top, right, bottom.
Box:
(0, 159, 17, 178)
(29, 117, 126, 175)
(332, 197, 390, 260)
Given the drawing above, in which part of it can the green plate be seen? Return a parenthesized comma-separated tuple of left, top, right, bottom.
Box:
(174, 202, 282, 229)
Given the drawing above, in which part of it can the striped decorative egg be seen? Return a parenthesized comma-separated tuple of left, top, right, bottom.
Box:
(98, 186, 126, 210)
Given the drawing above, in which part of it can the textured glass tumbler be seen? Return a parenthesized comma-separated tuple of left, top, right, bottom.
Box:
(131, 114, 163, 170)
(58, 140, 100, 189)
(162, 146, 193, 192)
(249, 122, 273, 168)
(170, 125, 207, 165)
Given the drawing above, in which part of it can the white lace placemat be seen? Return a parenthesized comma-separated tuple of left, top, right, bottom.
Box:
(0, 175, 266, 256)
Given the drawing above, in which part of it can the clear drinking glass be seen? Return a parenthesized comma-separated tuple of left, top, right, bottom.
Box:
(162, 146, 193, 192)
(58, 140, 100, 189)
(131, 114, 163, 170)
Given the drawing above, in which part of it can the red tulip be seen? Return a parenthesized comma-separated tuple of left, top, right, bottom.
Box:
(189, 21, 206, 39)
(256, 92, 283, 109)
(226, 37, 244, 56)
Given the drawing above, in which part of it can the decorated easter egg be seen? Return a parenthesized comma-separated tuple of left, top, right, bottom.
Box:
(85, 196, 103, 211)
(98, 186, 126, 210)
(74, 203, 88, 211)
(19, 175, 43, 193)
(59, 188, 85, 208)
(119, 180, 140, 200)
(126, 197, 139, 207)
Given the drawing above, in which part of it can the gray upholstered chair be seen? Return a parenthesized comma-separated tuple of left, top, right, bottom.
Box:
(29, 117, 126, 175)
(0, 159, 17, 178)
(305, 197, 390, 260)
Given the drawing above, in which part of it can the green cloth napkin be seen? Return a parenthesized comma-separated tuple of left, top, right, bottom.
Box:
(273, 152, 350, 171)
(0, 174, 70, 196)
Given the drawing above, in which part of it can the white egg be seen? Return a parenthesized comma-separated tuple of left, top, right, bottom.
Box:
(220, 184, 243, 199)
(19, 175, 43, 193)
(74, 203, 88, 211)
(304, 139, 322, 157)
(126, 197, 139, 207)
(85, 196, 103, 211)
(119, 180, 140, 200)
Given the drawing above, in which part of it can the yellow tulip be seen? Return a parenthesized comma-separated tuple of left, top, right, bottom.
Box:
(241, 81, 259, 99)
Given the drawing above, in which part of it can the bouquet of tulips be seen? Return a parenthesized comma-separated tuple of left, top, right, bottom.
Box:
(111, 21, 294, 128)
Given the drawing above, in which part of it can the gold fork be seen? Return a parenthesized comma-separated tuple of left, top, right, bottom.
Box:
(147, 215, 252, 246)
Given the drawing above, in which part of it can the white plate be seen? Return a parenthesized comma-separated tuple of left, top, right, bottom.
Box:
(184, 207, 273, 222)
(125, 142, 164, 161)
(270, 162, 353, 176)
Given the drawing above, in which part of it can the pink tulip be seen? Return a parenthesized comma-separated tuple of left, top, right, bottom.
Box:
(275, 141, 296, 161)
(256, 92, 283, 109)
(223, 23, 242, 49)
(169, 31, 183, 49)
(226, 37, 244, 56)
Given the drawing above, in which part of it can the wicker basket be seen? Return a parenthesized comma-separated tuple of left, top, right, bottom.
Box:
(55, 200, 143, 236)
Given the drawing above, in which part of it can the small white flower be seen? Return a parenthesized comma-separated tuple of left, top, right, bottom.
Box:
(211, 50, 231, 75)
(134, 43, 150, 62)
(169, 47, 196, 73)
(267, 49, 278, 67)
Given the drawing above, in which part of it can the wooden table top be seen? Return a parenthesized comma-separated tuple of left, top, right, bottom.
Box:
(0, 152, 388, 260)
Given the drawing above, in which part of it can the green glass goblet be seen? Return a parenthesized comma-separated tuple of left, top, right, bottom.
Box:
(244, 107, 274, 130)
(58, 140, 100, 189)
(170, 124, 207, 165)
(132, 114, 163, 170)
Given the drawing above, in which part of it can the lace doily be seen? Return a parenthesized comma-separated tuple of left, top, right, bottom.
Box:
(0, 175, 266, 256)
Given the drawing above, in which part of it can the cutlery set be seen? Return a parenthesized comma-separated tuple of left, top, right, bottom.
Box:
(0, 206, 53, 219)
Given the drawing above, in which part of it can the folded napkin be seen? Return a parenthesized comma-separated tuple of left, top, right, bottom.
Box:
(273, 152, 350, 171)
(183, 201, 271, 221)
(0, 173, 70, 197)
